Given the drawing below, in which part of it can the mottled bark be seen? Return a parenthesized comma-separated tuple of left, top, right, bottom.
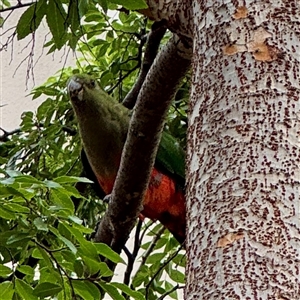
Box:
(97, 0, 300, 297)
(185, 1, 300, 299)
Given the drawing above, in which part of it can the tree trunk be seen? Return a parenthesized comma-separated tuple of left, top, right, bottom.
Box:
(185, 1, 300, 299)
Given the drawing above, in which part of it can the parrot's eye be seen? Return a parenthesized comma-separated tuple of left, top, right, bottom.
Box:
(90, 80, 96, 88)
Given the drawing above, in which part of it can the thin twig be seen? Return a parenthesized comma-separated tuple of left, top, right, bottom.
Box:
(0, 127, 21, 141)
(140, 226, 165, 266)
(0, 2, 33, 13)
(123, 219, 143, 287)
(145, 244, 184, 299)
(157, 285, 184, 300)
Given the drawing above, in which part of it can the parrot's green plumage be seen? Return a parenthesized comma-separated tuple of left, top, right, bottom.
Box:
(68, 74, 186, 242)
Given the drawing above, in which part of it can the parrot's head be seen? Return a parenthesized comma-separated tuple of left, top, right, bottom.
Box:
(67, 73, 129, 131)
(67, 74, 100, 104)
(67, 73, 117, 119)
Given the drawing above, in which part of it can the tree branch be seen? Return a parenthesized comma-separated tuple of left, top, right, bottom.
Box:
(94, 34, 192, 267)
(123, 219, 143, 287)
(0, 2, 33, 13)
(0, 127, 21, 142)
(122, 20, 167, 109)
(157, 285, 184, 300)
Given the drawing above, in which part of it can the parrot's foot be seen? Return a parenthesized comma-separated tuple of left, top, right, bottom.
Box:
(103, 194, 111, 203)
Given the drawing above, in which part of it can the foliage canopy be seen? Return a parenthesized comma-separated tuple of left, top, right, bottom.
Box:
(0, 0, 189, 299)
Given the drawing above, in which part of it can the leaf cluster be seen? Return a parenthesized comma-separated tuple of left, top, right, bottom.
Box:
(14, 0, 146, 51)
(0, 171, 127, 299)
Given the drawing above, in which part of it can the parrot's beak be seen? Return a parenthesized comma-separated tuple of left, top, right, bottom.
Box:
(67, 77, 84, 101)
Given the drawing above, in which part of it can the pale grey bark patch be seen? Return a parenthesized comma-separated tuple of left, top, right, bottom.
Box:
(185, 0, 300, 299)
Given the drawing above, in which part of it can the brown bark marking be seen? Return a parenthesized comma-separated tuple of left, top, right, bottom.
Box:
(247, 28, 283, 62)
(217, 232, 245, 248)
(232, 6, 248, 20)
(223, 43, 247, 56)
(223, 25, 284, 61)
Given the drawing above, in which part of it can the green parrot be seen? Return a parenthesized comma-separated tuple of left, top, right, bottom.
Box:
(67, 74, 186, 243)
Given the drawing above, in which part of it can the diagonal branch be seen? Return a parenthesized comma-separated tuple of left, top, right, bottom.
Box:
(122, 20, 167, 109)
(94, 34, 192, 268)
(0, 2, 33, 13)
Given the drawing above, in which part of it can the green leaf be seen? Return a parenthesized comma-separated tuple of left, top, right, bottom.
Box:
(2, 0, 11, 7)
(46, 0, 67, 49)
(56, 235, 77, 254)
(98, 281, 125, 300)
(17, 265, 34, 277)
(16, 0, 47, 40)
(0, 265, 12, 277)
(4, 203, 30, 214)
(63, 224, 91, 244)
(69, 32, 81, 50)
(172, 253, 186, 268)
(13, 175, 42, 185)
(53, 176, 93, 184)
(111, 282, 145, 300)
(98, 262, 114, 277)
(68, 215, 83, 225)
(0, 186, 23, 197)
(61, 249, 76, 263)
(146, 252, 165, 264)
(36, 247, 54, 269)
(7, 233, 30, 245)
(32, 248, 43, 259)
(81, 257, 113, 277)
(15, 279, 38, 300)
(0, 206, 16, 220)
(132, 265, 150, 288)
(50, 189, 75, 214)
(43, 180, 61, 189)
(109, 0, 147, 10)
(73, 280, 100, 300)
(39, 267, 61, 285)
(78, 0, 90, 18)
(33, 282, 62, 298)
(98, 0, 108, 12)
(73, 259, 84, 277)
(0, 281, 14, 300)
(66, 0, 80, 32)
(165, 281, 178, 299)
(167, 268, 185, 284)
(36, 97, 52, 116)
(78, 239, 98, 259)
(94, 243, 124, 264)
(33, 217, 48, 232)
(72, 223, 94, 234)
(57, 279, 72, 300)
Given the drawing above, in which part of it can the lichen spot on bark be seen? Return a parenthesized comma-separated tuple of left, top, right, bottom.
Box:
(246, 27, 282, 61)
(248, 43, 283, 62)
(217, 232, 245, 248)
(223, 44, 247, 56)
(232, 6, 248, 19)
